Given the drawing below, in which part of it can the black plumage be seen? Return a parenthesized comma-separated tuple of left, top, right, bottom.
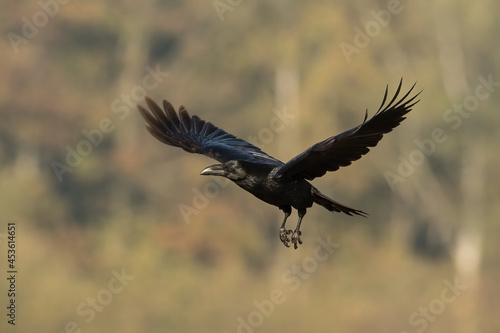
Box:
(138, 80, 420, 249)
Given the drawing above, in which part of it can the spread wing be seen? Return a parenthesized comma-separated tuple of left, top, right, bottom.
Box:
(137, 97, 283, 166)
(274, 80, 421, 180)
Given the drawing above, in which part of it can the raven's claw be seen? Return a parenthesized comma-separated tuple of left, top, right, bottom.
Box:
(291, 230, 302, 249)
(279, 227, 293, 247)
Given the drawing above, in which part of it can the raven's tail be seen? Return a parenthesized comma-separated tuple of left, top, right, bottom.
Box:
(312, 188, 367, 217)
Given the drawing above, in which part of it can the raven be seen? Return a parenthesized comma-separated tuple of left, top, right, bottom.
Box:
(138, 80, 420, 249)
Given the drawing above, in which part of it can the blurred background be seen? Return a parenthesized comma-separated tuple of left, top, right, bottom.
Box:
(1, 1, 499, 332)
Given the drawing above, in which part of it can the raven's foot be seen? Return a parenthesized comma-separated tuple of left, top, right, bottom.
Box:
(291, 230, 303, 249)
(279, 227, 293, 247)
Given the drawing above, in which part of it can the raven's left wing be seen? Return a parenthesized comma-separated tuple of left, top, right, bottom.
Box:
(138, 97, 283, 166)
(274, 80, 420, 180)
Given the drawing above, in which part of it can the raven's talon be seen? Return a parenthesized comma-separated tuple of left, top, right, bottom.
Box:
(291, 231, 302, 249)
(280, 227, 292, 247)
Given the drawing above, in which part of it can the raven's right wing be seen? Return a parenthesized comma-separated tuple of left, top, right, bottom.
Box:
(137, 97, 283, 166)
(273, 80, 420, 180)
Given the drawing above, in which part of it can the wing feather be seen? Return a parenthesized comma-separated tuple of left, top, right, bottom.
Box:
(138, 97, 283, 166)
(274, 80, 421, 180)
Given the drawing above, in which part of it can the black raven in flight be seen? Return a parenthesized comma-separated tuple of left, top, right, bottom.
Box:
(138, 80, 420, 249)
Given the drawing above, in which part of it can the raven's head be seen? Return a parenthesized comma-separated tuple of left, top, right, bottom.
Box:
(200, 160, 248, 181)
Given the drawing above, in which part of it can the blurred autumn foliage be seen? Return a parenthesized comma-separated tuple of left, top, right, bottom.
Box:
(0, 1, 499, 332)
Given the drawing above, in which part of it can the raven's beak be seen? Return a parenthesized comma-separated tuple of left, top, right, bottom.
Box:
(200, 164, 225, 176)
